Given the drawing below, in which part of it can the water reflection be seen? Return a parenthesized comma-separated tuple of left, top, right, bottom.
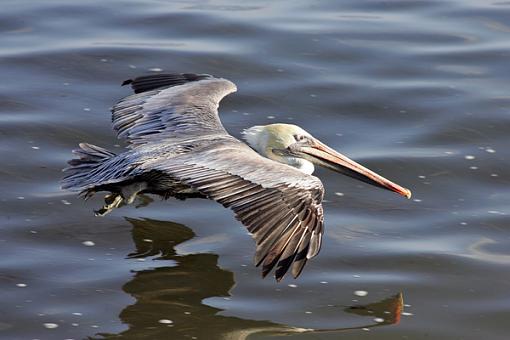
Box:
(96, 218, 404, 339)
(344, 292, 403, 328)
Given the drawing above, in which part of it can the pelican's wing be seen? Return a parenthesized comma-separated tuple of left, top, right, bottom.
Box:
(112, 73, 236, 147)
(143, 140, 325, 281)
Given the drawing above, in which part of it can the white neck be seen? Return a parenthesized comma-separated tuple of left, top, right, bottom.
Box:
(242, 126, 315, 175)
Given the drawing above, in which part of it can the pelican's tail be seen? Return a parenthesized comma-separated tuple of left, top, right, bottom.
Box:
(61, 143, 116, 195)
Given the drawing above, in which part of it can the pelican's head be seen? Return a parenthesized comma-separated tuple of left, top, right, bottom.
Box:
(242, 123, 411, 199)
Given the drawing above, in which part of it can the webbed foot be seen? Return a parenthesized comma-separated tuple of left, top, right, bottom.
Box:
(94, 193, 123, 216)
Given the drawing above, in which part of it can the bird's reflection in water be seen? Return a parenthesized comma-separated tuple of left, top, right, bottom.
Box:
(96, 218, 404, 339)
(342, 292, 403, 329)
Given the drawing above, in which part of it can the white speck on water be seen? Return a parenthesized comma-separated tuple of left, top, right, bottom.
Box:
(82, 241, 95, 247)
(63, 82, 70, 86)
(267, 115, 275, 119)
(91, 325, 99, 328)
(418, 175, 426, 179)
(223, 297, 231, 300)
(241, 264, 247, 267)
(184, 311, 191, 315)
(460, 222, 467, 225)
(445, 151, 454, 155)
(469, 166, 478, 170)
(288, 284, 298, 288)
(43, 323, 59, 329)
(242, 112, 250, 116)
(404, 304, 412, 307)
(353, 274, 361, 278)
(129, 64, 137, 69)
(334, 192, 344, 196)
(142, 239, 153, 243)
(83, 108, 91, 112)
(402, 312, 414, 316)
(413, 199, 422, 202)
(31, 146, 40, 150)
(71, 323, 79, 326)
(305, 311, 312, 314)
(149, 68, 163, 72)
(486, 148, 495, 153)
(491, 173, 498, 177)
(374, 318, 385, 323)
(320, 281, 328, 284)
(100, 58, 108, 62)
(465, 155, 475, 160)
(72, 312, 82, 316)
(158, 319, 173, 324)
(61, 200, 71, 205)
(137, 258, 146, 262)
(276, 68, 284, 72)
(362, 328, 370, 331)
(16, 283, 27, 287)
(354, 290, 368, 297)
(310, 94, 317, 98)
(17, 196, 25, 200)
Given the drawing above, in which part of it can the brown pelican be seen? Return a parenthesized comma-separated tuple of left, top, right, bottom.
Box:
(62, 73, 411, 281)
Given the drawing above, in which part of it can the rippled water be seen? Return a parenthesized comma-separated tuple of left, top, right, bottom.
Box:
(1, 0, 510, 339)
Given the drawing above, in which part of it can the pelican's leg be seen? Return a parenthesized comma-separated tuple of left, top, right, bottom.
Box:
(94, 193, 123, 216)
(134, 194, 153, 208)
(122, 182, 148, 205)
(94, 182, 148, 216)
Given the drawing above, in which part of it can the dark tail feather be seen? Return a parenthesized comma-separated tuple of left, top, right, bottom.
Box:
(61, 143, 116, 192)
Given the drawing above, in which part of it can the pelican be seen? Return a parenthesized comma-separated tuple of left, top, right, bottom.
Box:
(62, 73, 411, 281)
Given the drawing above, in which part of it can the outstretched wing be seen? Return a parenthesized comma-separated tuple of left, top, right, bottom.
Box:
(142, 140, 325, 281)
(112, 73, 236, 147)
(111, 72, 325, 280)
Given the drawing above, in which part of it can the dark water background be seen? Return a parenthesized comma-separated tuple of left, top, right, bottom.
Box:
(1, 0, 510, 339)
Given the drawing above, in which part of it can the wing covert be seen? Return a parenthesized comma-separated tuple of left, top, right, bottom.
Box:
(111, 73, 237, 147)
(144, 141, 325, 281)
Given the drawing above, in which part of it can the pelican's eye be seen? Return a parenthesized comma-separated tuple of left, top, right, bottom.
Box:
(293, 134, 306, 142)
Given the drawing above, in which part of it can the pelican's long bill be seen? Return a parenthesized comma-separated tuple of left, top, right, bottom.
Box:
(299, 139, 412, 199)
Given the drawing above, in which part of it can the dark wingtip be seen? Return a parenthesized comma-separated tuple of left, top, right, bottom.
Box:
(121, 73, 212, 94)
(261, 267, 271, 278)
(121, 79, 133, 87)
